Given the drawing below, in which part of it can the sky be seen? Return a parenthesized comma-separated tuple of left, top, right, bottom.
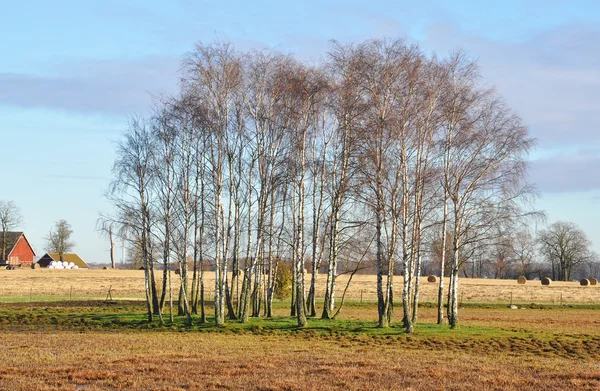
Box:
(1, 0, 599, 264)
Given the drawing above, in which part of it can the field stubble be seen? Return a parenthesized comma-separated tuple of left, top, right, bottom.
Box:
(1, 269, 599, 305)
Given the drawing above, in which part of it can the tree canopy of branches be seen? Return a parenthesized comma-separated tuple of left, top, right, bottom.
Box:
(538, 221, 594, 281)
(107, 38, 535, 331)
(46, 219, 75, 262)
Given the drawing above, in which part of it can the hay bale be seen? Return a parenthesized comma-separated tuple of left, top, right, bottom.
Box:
(541, 277, 551, 286)
(589, 278, 597, 286)
(580, 278, 590, 286)
(174, 269, 181, 276)
(102, 266, 108, 270)
(427, 275, 437, 283)
(31, 263, 40, 269)
(517, 276, 527, 284)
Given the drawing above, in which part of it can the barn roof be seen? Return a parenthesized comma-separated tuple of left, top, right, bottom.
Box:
(43, 253, 89, 268)
(1, 232, 36, 260)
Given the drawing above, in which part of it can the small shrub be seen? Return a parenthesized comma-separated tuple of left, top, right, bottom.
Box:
(274, 262, 292, 300)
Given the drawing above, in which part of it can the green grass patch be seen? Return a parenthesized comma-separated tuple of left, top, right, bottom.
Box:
(2, 299, 600, 361)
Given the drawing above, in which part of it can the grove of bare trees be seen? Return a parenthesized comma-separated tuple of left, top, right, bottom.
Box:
(538, 221, 596, 282)
(107, 38, 535, 332)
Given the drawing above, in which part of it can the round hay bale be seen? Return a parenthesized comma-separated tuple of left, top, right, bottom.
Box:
(427, 275, 437, 283)
(102, 266, 108, 270)
(589, 278, 597, 286)
(541, 277, 552, 286)
(174, 269, 181, 276)
(580, 278, 590, 286)
(73, 265, 79, 270)
(517, 276, 527, 284)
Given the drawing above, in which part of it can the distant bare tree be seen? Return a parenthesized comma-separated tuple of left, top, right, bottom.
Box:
(538, 221, 593, 281)
(512, 230, 536, 279)
(0, 201, 23, 261)
(46, 219, 75, 262)
(97, 219, 116, 269)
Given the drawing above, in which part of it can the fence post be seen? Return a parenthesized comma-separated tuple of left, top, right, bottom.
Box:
(560, 292, 563, 306)
(360, 290, 363, 303)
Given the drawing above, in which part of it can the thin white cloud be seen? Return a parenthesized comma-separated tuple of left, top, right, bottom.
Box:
(529, 148, 600, 193)
(0, 56, 181, 115)
(423, 22, 600, 147)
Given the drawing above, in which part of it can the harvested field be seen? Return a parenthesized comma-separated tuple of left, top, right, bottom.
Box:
(1, 269, 599, 305)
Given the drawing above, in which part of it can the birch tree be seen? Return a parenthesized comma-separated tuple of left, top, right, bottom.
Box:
(110, 119, 161, 322)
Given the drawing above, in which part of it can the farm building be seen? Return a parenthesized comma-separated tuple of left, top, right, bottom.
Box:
(0, 232, 36, 268)
(37, 253, 89, 269)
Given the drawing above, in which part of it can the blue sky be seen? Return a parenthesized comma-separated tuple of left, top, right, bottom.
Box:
(1, 0, 599, 263)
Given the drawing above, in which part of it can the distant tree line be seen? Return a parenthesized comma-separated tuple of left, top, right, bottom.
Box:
(107, 38, 536, 331)
(421, 220, 598, 282)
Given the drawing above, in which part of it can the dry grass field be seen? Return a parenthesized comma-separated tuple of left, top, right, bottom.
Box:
(1, 270, 600, 390)
(1, 268, 599, 305)
(1, 327, 599, 391)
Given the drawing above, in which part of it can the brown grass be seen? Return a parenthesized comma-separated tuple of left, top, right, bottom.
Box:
(0, 328, 599, 391)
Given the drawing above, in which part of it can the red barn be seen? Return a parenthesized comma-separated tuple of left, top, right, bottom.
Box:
(0, 232, 36, 268)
